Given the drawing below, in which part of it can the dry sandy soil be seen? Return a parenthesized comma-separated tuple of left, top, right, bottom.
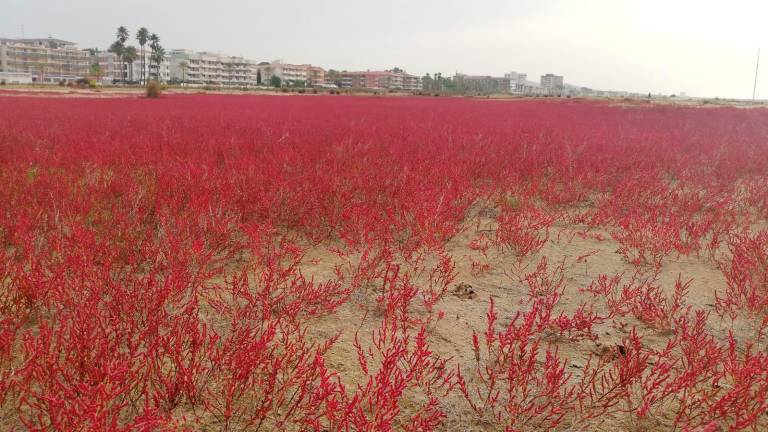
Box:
(290, 209, 751, 431)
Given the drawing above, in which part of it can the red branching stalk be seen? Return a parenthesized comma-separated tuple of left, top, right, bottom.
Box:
(458, 298, 577, 430)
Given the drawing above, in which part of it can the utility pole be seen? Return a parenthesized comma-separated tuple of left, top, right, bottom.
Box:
(754, 48, 761, 102)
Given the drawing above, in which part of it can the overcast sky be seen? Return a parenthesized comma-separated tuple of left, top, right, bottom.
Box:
(2, 0, 767, 98)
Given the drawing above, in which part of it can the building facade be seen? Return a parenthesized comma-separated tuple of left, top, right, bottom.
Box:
(504, 71, 530, 94)
(339, 70, 421, 90)
(0, 71, 33, 84)
(307, 66, 326, 87)
(0, 37, 89, 83)
(256, 61, 328, 87)
(169, 49, 258, 86)
(454, 74, 511, 93)
(95, 51, 170, 84)
(540, 73, 564, 95)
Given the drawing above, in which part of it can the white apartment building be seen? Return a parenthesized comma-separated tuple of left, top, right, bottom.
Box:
(504, 71, 529, 94)
(255, 60, 329, 87)
(96, 51, 170, 84)
(169, 49, 258, 86)
(540, 73, 564, 95)
(0, 37, 89, 83)
(256, 60, 314, 86)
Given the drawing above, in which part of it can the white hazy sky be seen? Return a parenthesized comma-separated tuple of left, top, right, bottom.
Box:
(2, 0, 767, 98)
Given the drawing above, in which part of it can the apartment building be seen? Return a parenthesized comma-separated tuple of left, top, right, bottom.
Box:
(307, 66, 326, 87)
(400, 73, 422, 90)
(454, 73, 511, 93)
(169, 49, 258, 86)
(256, 60, 327, 86)
(540, 73, 564, 95)
(504, 71, 529, 94)
(340, 71, 384, 89)
(0, 37, 89, 83)
(340, 70, 422, 90)
(96, 51, 170, 84)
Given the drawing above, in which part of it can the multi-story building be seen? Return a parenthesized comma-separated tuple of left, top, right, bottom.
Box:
(0, 37, 89, 83)
(169, 49, 258, 86)
(307, 66, 326, 87)
(340, 71, 382, 88)
(256, 60, 327, 87)
(276, 62, 309, 84)
(95, 51, 170, 84)
(339, 70, 421, 90)
(400, 73, 422, 90)
(540, 73, 564, 95)
(504, 71, 529, 94)
(453, 73, 511, 93)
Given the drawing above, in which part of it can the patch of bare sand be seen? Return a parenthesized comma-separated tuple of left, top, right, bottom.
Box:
(295, 213, 740, 431)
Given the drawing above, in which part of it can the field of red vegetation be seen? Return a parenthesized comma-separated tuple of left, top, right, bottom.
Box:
(1, 94, 768, 431)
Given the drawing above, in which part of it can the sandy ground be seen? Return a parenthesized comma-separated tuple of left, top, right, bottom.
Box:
(290, 210, 740, 431)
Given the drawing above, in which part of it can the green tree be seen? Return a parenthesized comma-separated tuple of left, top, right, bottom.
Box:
(123, 46, 138, 82)
(422, 73, 433, 91)
(115, 26, 129, 81)
(116, 26, 129, 44)
(148, 33, 163, 81)
(326, 69, 342, 88)
(150, 47, 166, 82)
(90, 63, 104, 83)
(136, 27, 150, 84)
(270, 75, 282, 88)
(108, 41, 125, 83)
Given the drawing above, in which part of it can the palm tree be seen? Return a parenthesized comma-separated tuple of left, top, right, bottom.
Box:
(148, 34, 165, 83)
(152, 47, 166, 81)
(123, 46, 138, 83)
(148, 33, 161, 80)
(136, 27, 149, 84)
(115, 26, 129, 81)
(108, 41, 125, 83)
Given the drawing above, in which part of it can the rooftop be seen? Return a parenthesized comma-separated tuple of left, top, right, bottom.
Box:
(0, 37, 78, 48)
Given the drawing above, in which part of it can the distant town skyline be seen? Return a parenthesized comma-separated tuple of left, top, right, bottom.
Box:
(2, 0, 767, 99)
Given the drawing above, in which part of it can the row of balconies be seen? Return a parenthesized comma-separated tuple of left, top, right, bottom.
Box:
(6, 48, 87, 56)
(8, 59, 88, 66)
(187, 73, 258, 79)
(8, 63, 84, 70)
(6, 54, 88, 62)
(183, 76, 259, 84)
(185, 59, 253, 66)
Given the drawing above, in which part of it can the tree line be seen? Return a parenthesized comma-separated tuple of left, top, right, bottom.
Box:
(104, 26, 165, 84)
